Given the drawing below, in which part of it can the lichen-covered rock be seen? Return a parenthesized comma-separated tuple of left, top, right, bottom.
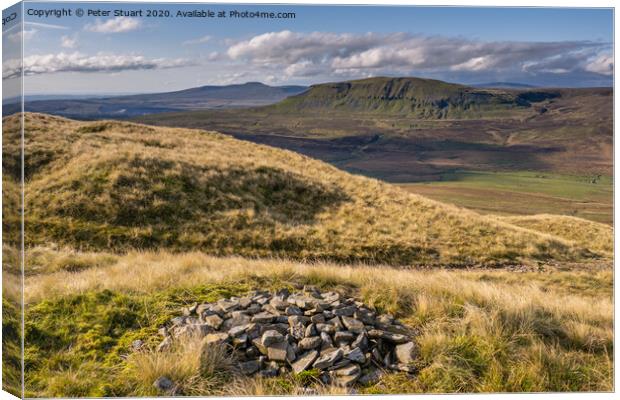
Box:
(395, 341, 418, 364)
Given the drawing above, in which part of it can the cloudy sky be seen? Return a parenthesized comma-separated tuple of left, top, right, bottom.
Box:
(2, 2, 614, 95)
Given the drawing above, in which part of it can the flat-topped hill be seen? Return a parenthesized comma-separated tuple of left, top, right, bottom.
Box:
(269, 77, 554, 118)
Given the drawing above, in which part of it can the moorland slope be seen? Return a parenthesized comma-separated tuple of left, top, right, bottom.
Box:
(3, 112, 609, 266)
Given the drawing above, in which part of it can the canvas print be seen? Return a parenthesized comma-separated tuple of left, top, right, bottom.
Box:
(1, 1, 614, 397)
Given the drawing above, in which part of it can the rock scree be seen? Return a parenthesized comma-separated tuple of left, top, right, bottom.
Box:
(153, 286, 418, 389)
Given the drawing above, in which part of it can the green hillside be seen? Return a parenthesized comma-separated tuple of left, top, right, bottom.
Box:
(270, 77, 541, 118)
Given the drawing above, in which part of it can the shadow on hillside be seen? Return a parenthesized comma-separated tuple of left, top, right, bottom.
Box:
(61, 156, 350, 228)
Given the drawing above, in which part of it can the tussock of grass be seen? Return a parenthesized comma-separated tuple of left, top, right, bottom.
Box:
(25, 246, 118, 275)
(19, 249, 612, 395)
(5, 112, 608, 266)
(124, 335, 233, 396)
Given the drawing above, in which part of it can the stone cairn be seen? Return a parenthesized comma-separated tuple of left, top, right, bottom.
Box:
(155, 286, 417, 387)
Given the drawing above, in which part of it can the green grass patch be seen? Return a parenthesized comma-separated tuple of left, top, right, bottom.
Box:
(402, 170, 612, 224)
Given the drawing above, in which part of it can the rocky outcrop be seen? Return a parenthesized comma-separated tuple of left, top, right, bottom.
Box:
(154, 286, 418, 388)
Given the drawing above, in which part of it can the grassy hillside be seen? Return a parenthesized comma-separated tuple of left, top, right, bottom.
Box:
(498, 215, 613, 256)
(401, 171, 613, 225)
(270, 77, 537, 118)
(18, 250, 612, 396)
(5, 112, 609, 267)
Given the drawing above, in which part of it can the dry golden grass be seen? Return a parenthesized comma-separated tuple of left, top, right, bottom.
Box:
(20, 249, 612, 394)
(499, 214, 613, 256)
(4, 112, 610, 266)
(124, 334, 233, 396)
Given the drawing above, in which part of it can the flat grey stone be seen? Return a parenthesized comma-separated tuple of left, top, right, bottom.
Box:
(203, 332, 229, 346)
(203, 314, 223, 329)
(217, 298, 239, 313)
(354, 309, 376, 325)
(328, 316, 344, 330)
(291, 350, 318, 373)
(327, 359, 352, 371)
(285, 306, 303, 316)
(288, 315, 310, 326)
(332, 363, 360, 377)
(267, 341, 289, 361)
(351, 332, 369, 351)
(305, 323, 317, 337)
(252, 337, 268, 355)
(320, 331, 334, 348)
(228, 324, 248, 338)
(344, 347, 366, 363)
(334, 305, 357, 317)
(251, 312, 276, 323)
(310, 314, 326, 324)
(238, 297, 253, 309)
(341, 316, 365, 333)
(330, 364, 361, 386)
(270, 297, 289, 311)
(299, 336, 322, 350)
(316, 323, 336, 334)
(174, 324, 211, 339)
(334, 331, 355, 343)
(261, 330, 285, 346)
(313, 348, 343, 369)
(239, 360, 260, 375)
(321, 291, 341, 303)
(367, 329, 409, 343)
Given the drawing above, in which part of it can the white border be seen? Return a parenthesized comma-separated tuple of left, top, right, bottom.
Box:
(0, 1, 616, 400)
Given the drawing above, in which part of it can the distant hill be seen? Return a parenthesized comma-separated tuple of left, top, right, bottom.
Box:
(472, 82, 538, 89)
(2, 112, 604, 266)
(2, 82, 307, 119)
(269, 77, 554, 118)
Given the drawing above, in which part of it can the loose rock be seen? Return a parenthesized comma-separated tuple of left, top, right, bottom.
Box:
(153, 376, 174, 391)
(158, 289, 417, 386)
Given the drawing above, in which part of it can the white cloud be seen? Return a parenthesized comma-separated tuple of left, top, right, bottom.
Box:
(61, 35, 78, 49)
(85, 17, 141, 33)
(450, 56, 496, 72)
(207, 51, 221, 61)
(3, 52, 192, 79)
(226, 31, 611, 80)
(25, 21, 68, 30)
(7, 29, 37, 43)
(585, 54, 613, 76)
(182, 35, 212, 46)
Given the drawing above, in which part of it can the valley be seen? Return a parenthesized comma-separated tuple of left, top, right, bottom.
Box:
(135, 77, 612, 224)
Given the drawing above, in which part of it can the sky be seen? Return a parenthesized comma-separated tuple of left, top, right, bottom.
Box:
(2, 2, 614, 95)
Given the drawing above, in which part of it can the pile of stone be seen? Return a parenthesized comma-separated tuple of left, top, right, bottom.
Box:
(156, 286, 417, 387)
